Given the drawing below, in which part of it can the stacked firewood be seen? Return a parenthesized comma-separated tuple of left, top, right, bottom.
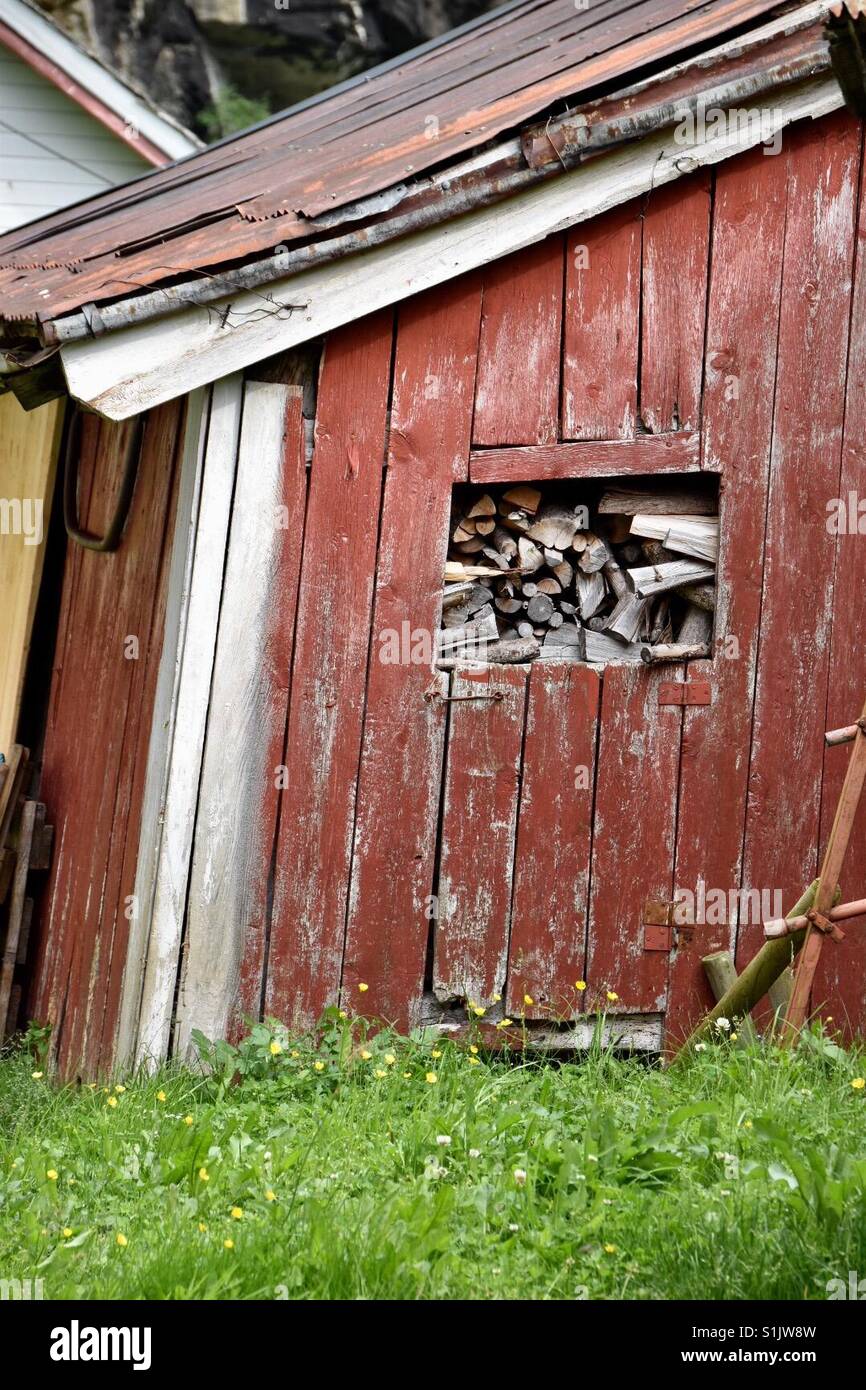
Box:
(439, 480, 718, 666)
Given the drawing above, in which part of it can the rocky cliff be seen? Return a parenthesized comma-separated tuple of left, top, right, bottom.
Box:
(35, 0, 494, 139)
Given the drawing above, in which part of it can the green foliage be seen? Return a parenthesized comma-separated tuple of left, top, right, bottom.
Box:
(198, 85, 271, 141)
(0, 1023, 864, 1300)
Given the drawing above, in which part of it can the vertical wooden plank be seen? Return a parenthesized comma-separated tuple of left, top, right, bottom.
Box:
(133, 377, 242, 1063)
(175, 382, 306, 1054)
(265, 313, 393, 1028)
(586, 664, 683, 1013)
(433, 664, 527, 1007)
(506, 662, 600, 1018)
(0, 395, 62, 756)
(665, 147, 789, 1048)
(737, 114, 860, 995)
(640, 171, 711, 434)
(343, 275, 483, 1028)
(561, 202, 641, 440)
(30, 400, 182, 1075)
(473, 235, 563, 447)
(115, 387, 210, 1066)
(815, 128, 866, 1040)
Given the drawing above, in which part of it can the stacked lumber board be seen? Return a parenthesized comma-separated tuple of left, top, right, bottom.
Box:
(0, 745, 53, 1039)
(441, 477, 718, 665)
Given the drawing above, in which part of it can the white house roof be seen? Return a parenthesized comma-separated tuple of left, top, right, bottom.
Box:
(0, 0, 200, 165)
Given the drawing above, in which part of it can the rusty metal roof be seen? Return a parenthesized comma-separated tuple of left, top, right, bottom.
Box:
(0, 0, 801, 330)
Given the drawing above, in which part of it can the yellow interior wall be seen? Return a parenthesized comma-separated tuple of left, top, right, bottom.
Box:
(0, 393, 63, 758)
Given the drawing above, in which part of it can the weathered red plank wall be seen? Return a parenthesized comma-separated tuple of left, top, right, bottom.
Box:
(28, 403, 184, 1074)
(30, 111, 866, 1068)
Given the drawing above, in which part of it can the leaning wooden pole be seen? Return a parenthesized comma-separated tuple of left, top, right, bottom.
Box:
(671, 880, 823, 1062)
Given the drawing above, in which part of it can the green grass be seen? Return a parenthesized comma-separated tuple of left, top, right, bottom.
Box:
(1, 1018, 865, 1300)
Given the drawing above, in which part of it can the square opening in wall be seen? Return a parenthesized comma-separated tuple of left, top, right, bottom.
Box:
(441, 472, 720, 666)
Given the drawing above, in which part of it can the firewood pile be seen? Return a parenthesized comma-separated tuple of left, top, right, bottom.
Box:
(440, 478, 719, 666)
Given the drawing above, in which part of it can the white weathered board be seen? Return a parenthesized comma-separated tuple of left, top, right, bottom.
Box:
(132, 376, 243, 1064)
(60, 76, 842, 420)
(173, 380, 299, 1058)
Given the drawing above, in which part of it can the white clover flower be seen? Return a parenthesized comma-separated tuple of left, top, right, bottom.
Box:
(714, 1017, 731, 1032)
(436, 1135, 451, 1146)
(468, 1148, 481, 1158)
(513, 1168, 527, 1186)
(694, 1042, 707, 1052)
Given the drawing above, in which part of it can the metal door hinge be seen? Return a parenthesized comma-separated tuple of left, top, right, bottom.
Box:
(659, 679, 712, 707)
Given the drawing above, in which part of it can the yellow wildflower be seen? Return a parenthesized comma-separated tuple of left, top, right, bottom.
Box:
(852, 1077, 865, 1091)
(431, 1048, 442, 1059)
(223, 1239, 234, 1250)
(384, 1053, 396, 1065)
(269, 1041, 282, 1056)
(116, 1233, 128, 1248)
(183, 1115, 193, 1126)
(290, 1049, 300, 1059)
(338, 1010, 348, 1020)
(31, 1071, 43, 1080)
(604, 1243, 617, 1254)
(606, 991, 619, 1003)
(472, 1006, 486, 1017)
(360, 1049, 373, 1061)
(523, 994, 534, 1007)
(106, 1096, 118, 1109)
(469, 1044, 479, 1055)
(114, 1084, 126, 1093)
(198, 1222, 207, 1233)
(198, 1168, 209, 1182)
(374, 1068, 387, 1079)
(492, 993, 501, 1003)
(231, 1207, 243, 1220)
(46, 1170, 58, 1181)
(62, 1228, 73, 1239)
(403, 1071, 412, 1079)
(314, 1060, 325, 1072)
(468, 1056, 480, 1066)
(575, 981, 587, 992)
(425, 1072, 438, 1085)
(156, 1090, 166, 1102)
(358, 982, 369, 993)
(266, 1190, 276, 1202)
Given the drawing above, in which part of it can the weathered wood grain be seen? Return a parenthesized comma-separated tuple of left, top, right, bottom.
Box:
(737, 114, 860, 998)
(470, 431, 700, 483)
(473, 236, 563, 446)
(506, 662, 600, 1018)
(640, 171, 711, 434)
(433, 664, 528, 1007)
(266, 314, 393, 1028)
(176, 382, 306, 1054)
(814, 120, 866, 1040)
(343, 276, 483, 1028)
(562, 202, 642, 440)
(666, 145, 789, 1049)
(586, 663, 683, 1013)
(133, 378, 242, 1063)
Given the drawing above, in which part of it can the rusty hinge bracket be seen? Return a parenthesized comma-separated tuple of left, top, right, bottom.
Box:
(643, 898, 695, 952)
(659, 679, 712, 707)
(644, 923, 673, 951)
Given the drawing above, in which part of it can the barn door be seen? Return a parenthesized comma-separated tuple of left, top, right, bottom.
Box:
(431, 658, 684, 1022)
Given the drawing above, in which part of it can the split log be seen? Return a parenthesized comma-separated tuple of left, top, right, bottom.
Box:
(467, 494, 496, 518)
(445, 562, 509, 580)
(626, 559, 715, 598)
(437, 610, 498, 655)
(535, 576, 561, 596)
(481, 547, 511, 571)
(604, 593, 650, 644)
(678, 581, 715, 612)
(552, 559, 573, 589)
(575, 570, 606, 620)
(640, 642, 711, 664)
(584, 629, 644, 663)
(437, 635, 539, 668)
(443, 581, 474, 609)
(518, 537, 545, 573)
(503, 485, 542, 514)
(630, 514, 718, 563)
(602, 556, 628, 600)
(495, 596, 523, 616)
(491, 526, 518, 560)
(678, 604, 713, 645)
(649, 596, 671, 644)
(475, 518, 496, 536)
(598, 485, 717, 516)
(528, 504, 580, 550)
(578, 533, 611, 574)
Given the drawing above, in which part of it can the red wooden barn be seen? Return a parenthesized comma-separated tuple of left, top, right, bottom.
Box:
(2, 0, 866, 1074)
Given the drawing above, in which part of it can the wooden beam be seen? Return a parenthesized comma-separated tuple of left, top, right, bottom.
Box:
(469, 431, 701, 484)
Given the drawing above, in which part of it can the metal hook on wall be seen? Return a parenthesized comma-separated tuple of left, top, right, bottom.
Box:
(62, 407, 145, 552)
